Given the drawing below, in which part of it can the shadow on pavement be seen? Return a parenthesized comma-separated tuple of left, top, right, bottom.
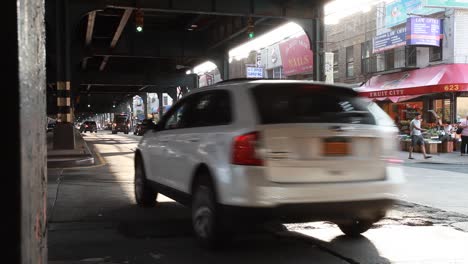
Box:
(48, 132, 363, 264)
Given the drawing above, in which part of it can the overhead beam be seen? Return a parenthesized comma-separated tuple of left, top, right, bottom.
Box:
(99, 56, 109, 71)
(80, 72, 198, 88)
(87, 29, 206, 59)
(105, 0, 323, 19)
(85, 11, 96, 46)
(110, 9, 132, 48)
(209, 17, 268, 50)
(99, 9, 132, 71)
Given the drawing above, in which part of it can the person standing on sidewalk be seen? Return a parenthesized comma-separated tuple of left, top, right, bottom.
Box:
(460, 114, 468, 156)
(409, 113, 432, 160)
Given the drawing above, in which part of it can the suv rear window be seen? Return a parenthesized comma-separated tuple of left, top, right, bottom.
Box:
(115, 116, 127, 122)
(251, 84, 376, 125)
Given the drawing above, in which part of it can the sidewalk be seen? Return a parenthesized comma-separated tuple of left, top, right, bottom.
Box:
(397, 150, 468, 165)
(47, 129, 95, 168)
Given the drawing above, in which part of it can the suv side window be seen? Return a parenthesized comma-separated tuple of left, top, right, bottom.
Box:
(189, 90, 232, 127)
(163, 95, 197, 130)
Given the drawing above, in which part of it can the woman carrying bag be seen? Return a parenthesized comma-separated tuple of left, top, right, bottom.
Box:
(458, 114, 468, 156)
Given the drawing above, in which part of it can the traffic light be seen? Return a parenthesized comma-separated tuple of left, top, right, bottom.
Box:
(135, 9, 144, 32)
(247, 17, 254, 39)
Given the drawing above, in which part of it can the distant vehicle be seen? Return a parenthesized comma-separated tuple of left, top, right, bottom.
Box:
(133, 119, 155, 136)
(112, 114, 130, 134)
(47, 121, 56, 132)
(47, 117, 56, 132)
(80, 121, 97, 133)
(135, 79, 403, 247)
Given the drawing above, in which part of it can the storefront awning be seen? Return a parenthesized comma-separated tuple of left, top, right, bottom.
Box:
(356, 64, 468, 99)
(373, 95, 424, 103)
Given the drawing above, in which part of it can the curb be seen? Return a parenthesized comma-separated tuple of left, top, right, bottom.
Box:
(47, 156, 94, 168)
(403, 160, 468, 165)
(47, 129, 95, 168)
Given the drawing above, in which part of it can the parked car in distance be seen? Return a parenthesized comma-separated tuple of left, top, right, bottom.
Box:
(112, 114, 130, 134)
(133, 119, 155, 136)
(47, 120, 56, 132)
(134, 79, 404, 247)
(80, 121, 97, 133)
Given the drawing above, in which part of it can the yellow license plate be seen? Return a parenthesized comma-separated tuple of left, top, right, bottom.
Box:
(322, 138, 351, 156)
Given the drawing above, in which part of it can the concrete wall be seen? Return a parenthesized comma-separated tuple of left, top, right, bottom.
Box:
(229, 51, 257, 78)
(325, 5, 377, 84)
(454, 9, 468, 63)
(18, 0, 48, 263)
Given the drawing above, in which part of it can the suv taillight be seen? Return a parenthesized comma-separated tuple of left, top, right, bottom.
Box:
(232, 132, 263, 166)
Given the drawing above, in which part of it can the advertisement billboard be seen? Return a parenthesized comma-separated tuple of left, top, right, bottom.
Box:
(246, 66, 264, 78)
(278, 34, 313, 76)
(373, 27, 407, 53)
(406, 17, 441, 46)
(385, 0, 444, 28)
(425, 0, 468, 9)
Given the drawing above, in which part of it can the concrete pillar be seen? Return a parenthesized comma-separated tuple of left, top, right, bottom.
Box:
(53, 0, 75, 149)
(11, 0, 48, 263)
(140, 93, 148, 119)
(157, 92, 164, 119)
(166, 87, 178, 103)
(212, 53, 229, 81)
(294, 8, 325, 81)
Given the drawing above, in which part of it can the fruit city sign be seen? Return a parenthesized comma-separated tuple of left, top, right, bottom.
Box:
(368, 89, 406, 98)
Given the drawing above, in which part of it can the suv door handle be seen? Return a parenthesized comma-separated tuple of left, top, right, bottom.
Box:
(187, 138, 199, 143)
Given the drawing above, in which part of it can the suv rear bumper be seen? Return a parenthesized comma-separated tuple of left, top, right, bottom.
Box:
(218, 165, 404, 208)
(113, 126, 128, 132)
(220, 199, 394, 223)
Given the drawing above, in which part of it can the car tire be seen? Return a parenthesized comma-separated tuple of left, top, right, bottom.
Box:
(134, 158, 157, 207)
(337, 219, 374, 237)
(192, 181, 228, 249)
(112, 131, 117, 134)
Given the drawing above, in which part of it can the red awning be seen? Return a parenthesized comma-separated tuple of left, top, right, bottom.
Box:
(373, 95, 423, 103)
(356, 64, 468, 99)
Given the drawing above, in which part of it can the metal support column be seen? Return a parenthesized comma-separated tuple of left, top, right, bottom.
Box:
(157, 92, 164, 120)
(293, 6, 324, 81)
(140, 92, 148, 119)
(53, 0, 75, 149)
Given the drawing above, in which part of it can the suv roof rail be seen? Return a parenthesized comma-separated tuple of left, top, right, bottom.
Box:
(215, 78, 316, 85)
(216, 78, 268, 84)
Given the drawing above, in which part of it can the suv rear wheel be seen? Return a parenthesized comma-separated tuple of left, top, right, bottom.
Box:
(192, 181, 226, 248)
(337, 219, 375, 237)
(134, 159, 157, 207)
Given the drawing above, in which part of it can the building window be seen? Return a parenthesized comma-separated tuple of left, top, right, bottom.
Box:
(384, 49, 394, 71)
(272, 66, 284, 79)
(429, 39, 443, 62)
(346, 46, 354, 78)
(333, 50, 339, 82)
(406, 46, 417, 67)
(433, 98, 452, 123)
(361, 41, 376, 74)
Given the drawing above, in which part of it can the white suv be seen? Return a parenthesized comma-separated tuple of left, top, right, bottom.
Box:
(135, 80, 403, 247)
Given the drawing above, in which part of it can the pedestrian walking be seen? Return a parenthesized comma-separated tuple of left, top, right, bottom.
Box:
(459, 114, 468, 156)
(408, 113, 432, 160)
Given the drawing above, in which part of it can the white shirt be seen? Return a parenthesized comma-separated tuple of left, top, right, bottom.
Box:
(461, 119, 468, 136)
(410, 119, 422, 136)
